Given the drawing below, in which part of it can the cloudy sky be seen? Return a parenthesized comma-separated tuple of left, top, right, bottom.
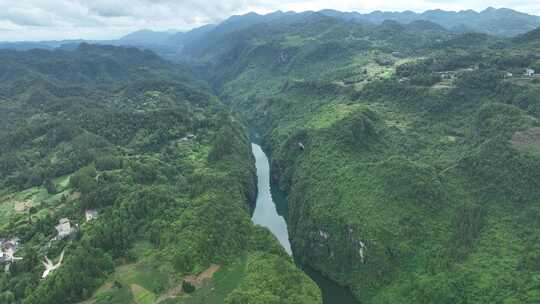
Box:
(1, 0, 539, 41)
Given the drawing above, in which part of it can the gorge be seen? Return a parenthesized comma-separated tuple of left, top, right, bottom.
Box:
(250, 143, 359, 304)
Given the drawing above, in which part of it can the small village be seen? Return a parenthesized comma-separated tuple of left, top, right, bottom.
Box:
(1, 209, 98, 279)
(435, 66, 539, 80)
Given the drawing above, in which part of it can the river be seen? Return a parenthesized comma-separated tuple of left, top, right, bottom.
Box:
(250, 143, 359, 304)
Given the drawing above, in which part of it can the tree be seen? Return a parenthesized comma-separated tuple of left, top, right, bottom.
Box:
(182, 280, 196, 294)
(44, 179, 57, 194)
(95, 156, 122, 171)
(173, 249, 193, 273)
(208, 124, 239, 162)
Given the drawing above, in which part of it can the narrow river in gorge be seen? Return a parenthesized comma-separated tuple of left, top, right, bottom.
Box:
(250, 143, 359, 304)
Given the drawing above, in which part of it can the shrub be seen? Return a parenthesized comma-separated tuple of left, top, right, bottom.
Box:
(182, 281, 196, 293)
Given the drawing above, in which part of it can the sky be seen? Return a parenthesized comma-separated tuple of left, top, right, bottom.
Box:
(0, 0, 540, 41)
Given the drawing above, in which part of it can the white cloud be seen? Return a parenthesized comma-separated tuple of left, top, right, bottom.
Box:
(0, 0, 538, 41)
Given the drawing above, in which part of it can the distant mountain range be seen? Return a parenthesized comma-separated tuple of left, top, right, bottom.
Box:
(324, 7, 540, 36)
(118, 29, 179, 45)
(0, 7, 539, 53)
(148, 7, 540, 42)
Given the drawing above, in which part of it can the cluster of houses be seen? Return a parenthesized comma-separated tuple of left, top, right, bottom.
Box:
(435, 66, 479, 81)
(0, 238, 22, 263)
(506, 68, 537, 78)
(1, 189, 101, 279)
(434, 67, 538, 82)
(53, 210, 98, 240)
(1, 211, 98, 267)
(504, 68, 537, 78)
(36, 211, 98, 278)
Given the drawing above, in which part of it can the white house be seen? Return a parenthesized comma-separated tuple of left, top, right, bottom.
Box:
(55, 218, 73, 239)
(85, 210, 98, 222)
(0, 238, 22, 263)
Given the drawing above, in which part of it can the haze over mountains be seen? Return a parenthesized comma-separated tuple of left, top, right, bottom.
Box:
(1, 7, 539, 52)
(320, 7, 540, 36)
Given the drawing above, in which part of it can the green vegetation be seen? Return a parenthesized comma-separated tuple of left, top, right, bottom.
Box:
(4, 9, 540, 304)
(177, 11, 540, 304)
(0, 44, 321, 304)
(174, 258, 247, 304)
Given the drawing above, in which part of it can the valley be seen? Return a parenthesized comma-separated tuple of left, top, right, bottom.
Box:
(251, 143, 292, 255)
(2, 6, 540, 304)
(188, 11, 540, 304)
(0, 44, 321, 304)
(250, 142, 358, 303)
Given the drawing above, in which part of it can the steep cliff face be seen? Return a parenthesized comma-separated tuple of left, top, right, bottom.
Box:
(236, 75, 540, 303)
(259, 97, 454, 301)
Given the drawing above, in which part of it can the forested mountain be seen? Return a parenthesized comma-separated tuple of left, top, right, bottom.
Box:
(0, 44, 320, 304)
(167, 12, 540, 304)
(1, 7, 538, 54)
(132, 8, 540, 61)
(3, 6, 540, 304)
(119, 30, 178, 46)
(168, 7, 540, 46)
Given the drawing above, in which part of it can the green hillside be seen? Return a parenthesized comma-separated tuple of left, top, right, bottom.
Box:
(0, 45, 321, 304)
(3, 8, 540, 304)
(181, 13, 540, 304)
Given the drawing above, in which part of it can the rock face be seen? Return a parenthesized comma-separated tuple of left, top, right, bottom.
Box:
(287, 200, 373, 287)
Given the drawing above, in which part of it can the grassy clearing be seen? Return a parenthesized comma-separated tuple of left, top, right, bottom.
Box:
(82, 241, 174, 304)
(0, 186, 43, 226)
(282, 35, 317, 47)
(53, 174, 72, 191)
(305, 103, 363, 130)
(178, 257, 247, 304)
(87, 261, 170, 304)
(0, 174, 73, 225)
(115, 263, 169, 293)
(132, 284, 157, 304)
(87, 256, 247, 304)
(129, 241, 156, 260)
(93, 284, 134, 304)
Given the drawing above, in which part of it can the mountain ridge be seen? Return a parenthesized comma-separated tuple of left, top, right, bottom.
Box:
(1, 7, 539, 50)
